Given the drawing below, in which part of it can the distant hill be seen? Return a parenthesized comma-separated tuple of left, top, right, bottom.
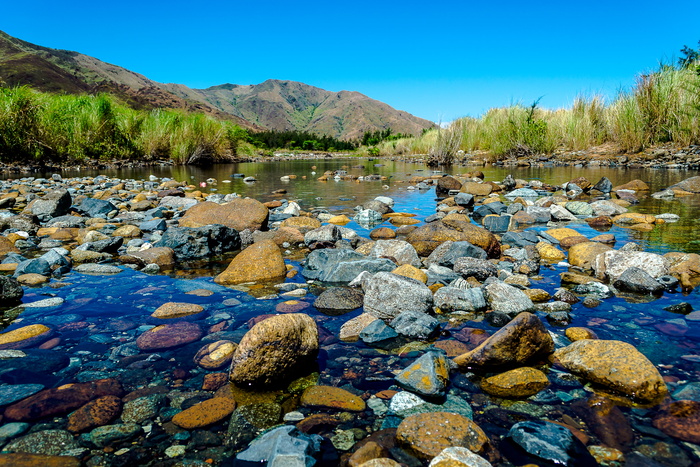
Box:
(0, 30, 435, 139)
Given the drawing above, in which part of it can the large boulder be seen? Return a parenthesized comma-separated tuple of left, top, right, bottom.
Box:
(76, 197, 118, 218)
(568, 242, 612, 270)
(454, 312, 554, 370)
(28, 189, 72, 218)
(301, 248, 395, 283)
(484, 281, 534, 315)
(612, 267, 665, 295)
(363, 272, 434, 321)
(425, 240, 487, 268)
(453, 257, 498, 282)
(669, 176, 700, 193)
(179, 199, 269, 231)
(215, 240, 286, 285)
(154, 224, 240, 260)
(553, 339, 668, 403)
(229, 314, 318, 388)
(407, 217, 500, 258)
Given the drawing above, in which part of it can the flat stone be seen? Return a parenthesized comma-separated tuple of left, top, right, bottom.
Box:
(3, 429, 79, 456)
(0, 384, 44, 406)
(172, 397, 237, 429)
(0, 453, 80, 467)
(300, 385, 366, 412)
(215, 239, 286, 285)
(151, 302, 204, 319)
(67, 395, 122, 433)
(193, 340, 237, 370)
(396, 412, 489, 460)
(74, 264, 122, 274)
(179, 198, 268, 231)
(653, 400, 700, 443)
(136, 322, 203, 351)
(0, 325, 54, 350)
(480, 367, 549, 398)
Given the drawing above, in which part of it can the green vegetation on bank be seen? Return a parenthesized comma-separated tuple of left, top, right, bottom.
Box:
(0, 87, 248, 164)
(371, 44, 700, 165)
(247, 129, 356, 152)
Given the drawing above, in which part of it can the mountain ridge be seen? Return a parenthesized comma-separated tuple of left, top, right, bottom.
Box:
(0, 30, 435, 139)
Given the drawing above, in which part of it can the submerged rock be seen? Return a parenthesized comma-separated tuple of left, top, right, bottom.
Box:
(395, 351, 450, 398)
(505, 420, 595, 467)
(235, 425, 324, 466)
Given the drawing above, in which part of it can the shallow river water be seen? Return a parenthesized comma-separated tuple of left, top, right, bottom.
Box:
(1, 159, 700, 466)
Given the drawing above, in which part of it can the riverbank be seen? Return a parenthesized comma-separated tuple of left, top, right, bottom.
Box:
(1, 166, 700, 465)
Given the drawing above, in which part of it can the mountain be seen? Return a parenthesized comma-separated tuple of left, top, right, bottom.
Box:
(0, 30, 435, 139)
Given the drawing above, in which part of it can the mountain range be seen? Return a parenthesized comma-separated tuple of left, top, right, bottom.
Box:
(0, 30, 434, 140)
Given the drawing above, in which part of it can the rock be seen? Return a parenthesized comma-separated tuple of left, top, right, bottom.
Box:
(4, 378, 123, 422)
(433, 286, 486, 313)
(568, 242, 612, 270)
(304, 224, 342, 244)
(88, 423, 141, 448)
(565, 201, 593, 216)
(571, 396, 634, 451)
(652, 400, 700, 443)
(363, 272, 434, 321)
(480, 367, 549, 398)
(29, 189, 71, 219)
(369, 227, 397, 240)
(215, 239, 286, 285)
(136, 322, 203, 351)
(121, 393, 166, 423)
(340, 313, 378, 342)
(426, 241, 488, 269)
(436, 176, 463, 194)
(505, 420, 595, 467)
(395, 351, 450, 398)
(179, 198, 268, 231)
(314, 287, 364, 313)
(360, 320, 399, 347)
(407, 219, 501, 258)
(594, 250, 670, 281)
(300, 385, 366, 411)
(3, 429, 79, 456)
(74, 264, 122, 274)
(280, 216, 322, 234)
(0, 275, 23, 305)
(396, 412, 489, 460)
(613, 179, 649, 192)
(302, 248, 395, 283)
(565, 327, 597, 341)
(612, 267, 665, 295)
(0, 236, 20, 258)
(428, 447, 493, 467)
(0, 384, 44, 406)
(553, 339, 668, 403)
(369, 240, 421, 268)
(0, 453, 80, 467)
(67, 395, 122, 433)
(0, 324, 54, 350)
(364, 199, 394, 214)
(154, 224, 241, 260)
(454, 312, 554, 370)
(484, 281, 534, 316)
(172, 397, 237, 429)
(151, 302, 204, 319)
(392, 264, 428, 283)
(193, 340, 237, 370)
(391, 310, 440, 340)
(77, 198, 117, 218)
(235, 425, 323, 466)
(453, 257, 498, 281)
(129, 246, 176, 269)
(461, 181, 493, 196)
(229, 313, 318, 388)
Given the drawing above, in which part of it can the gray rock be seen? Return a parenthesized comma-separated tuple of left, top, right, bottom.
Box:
(353, 208, 383, 228)
(154, 224, 240, 260)
(572, 281, 613, 299)
(593, 177, 613, 193)
(472, 202, 507, 222)
(360, 319, 399, 346)
(426, 241, 488, 268)
(565, 201, 593, 217)
(235, 425, 323, 466)
(13, 258, 51, 277)
(507, 420, 595, 466)
(426, 264, 461, 286)
(505, 188, 540, 199)
(395, 351, 450, 398)
(434, 286, 487, 312)
(501, 230, 540, 247)
(594, 250, 670, 282)
(77, 197, 118, 218)
(369, 239, 421, 268)
(363, 199, 393, 215)
(363, 272, 434, 321)
(30, 189, 72, 219)
(45, 215, 85, 228)
(613, 267, 666, 295)
(159, 196, 198, 210)
(549, 204, 578, 221)
(313, 287, 364, 313)
(0, 384, 44, 406)
(74, 264, 123, 274)
(87, 423, 142, 448)
(453, 192, 474, 207)
(75, 236, 123, 254)
(484, 281, 534, 315)
(139, 218, 167, 232)
(121, 394, 167, 424)
(4, 428, 79, 455)
(524, 206, 552, 223)
(390, 309, 440, 340)
(388, 391, 473, 419)
(0, 276, 23, 304)
(0, 422, 30, 443)
(453, 257, 498, 281)
(589, 199, 628, 216)
(304, 225, 342, 245)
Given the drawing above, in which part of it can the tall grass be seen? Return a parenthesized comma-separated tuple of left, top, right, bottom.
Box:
(377, 65, 700, 162)
(0, 87, 246, 164)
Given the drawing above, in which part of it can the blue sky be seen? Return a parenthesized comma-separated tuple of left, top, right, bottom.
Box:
(3, 0, 700, 122)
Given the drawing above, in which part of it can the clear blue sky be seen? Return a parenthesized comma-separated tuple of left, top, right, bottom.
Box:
(3, 0, 700, 123)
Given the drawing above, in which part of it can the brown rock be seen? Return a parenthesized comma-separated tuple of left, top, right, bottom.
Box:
(612, 179, 649, 191)
(171, 397, 236, 429)
(545, 227, 581, 241)
(535, 242, 565, 262)
(327, 214, 352, 224)
(136, 322, 203, 351)
(67, 395, 122, 433)
(407, 219, 500, 258)
(568, 242, 612, 270)
(229, 313, 318, 388)
(0, 236, 19, 257)
(179, 199, 268, 231)
(340, 313, 378, 342)
(565, 327, 598, 341)
(348, 441, 389, 466)
(215, 240, 286, 285)
(280, 216, 321, 234)
(392, 264, 427, 283)
(586, 216, 613, 229)
(572, 396, 634, 451)
(370, 227, 397, 240)
(202, 372, 229, 391)
(652, 400, 700, 444)
(559, 236, 590, 250)
(389, 217, 421, 226)
(0, 324, 54, 350)
(130, 247, 176, 269)
(193, 340, 237, 370)
(36, 227, 80, 241)
(480, 367, 549, 398)
(272, 226, 305, 245)
(554, 339, 668, 403)
(560, 271, 601, 285)
(396, 412, 489, 460)
(432, 340, 470, 357)
(4, 378, 123, 422)
(460, 181, 492, 196)
(16, 274, 49, 286)
(612, 212, 657, 225)
(0, 453, 80, 467)
(591, 233, 616, 244)
(296, 413, 341, 434)
(112, 225, 141, 238)
(151, 302, 204, 319)
(437, 176, 463, 193)
(300, 385, 366, 412)
(524, 288, 551, 302)
(454, 312, 554, 370)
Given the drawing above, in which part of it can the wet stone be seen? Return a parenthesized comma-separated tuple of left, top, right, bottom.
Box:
(3, 429, 80, 456)
(652, 400, 700, 444)
(86, 422, 142, 448)
(136, 321, 203, 351)
(505, 420, 595, 467)
(313, 287, 364, 313)
(172, 397, 237, 429)
(67, 395, 122, 433)
(480, 367, 549, 398)
(301, 385, 366, 412)
(193, 340, 236, 370)
(0, 383, 44, 406)
(235, 425, 323, 466)
(121, 393, 166, 423)
(396, 412, 489, 460)
(395, 351, 451, 398)
(151, 302, 204, 319)
(390, 309, 440, 340)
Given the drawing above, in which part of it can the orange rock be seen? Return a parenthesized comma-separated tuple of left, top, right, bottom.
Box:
(280, 217, 321, 233)
(300, 385, 366, 412)
(172, 397, 237, 429)
(179, 199, 268, 231)
(67, 395, 122, 433)
(396, 412, 489, 459)
(0, 324, 53, 350)
(0, 453, 80, 467)
(215, 240, 286, 285)
(151, 302, 204, 319)
(0, 236, 19, 256)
